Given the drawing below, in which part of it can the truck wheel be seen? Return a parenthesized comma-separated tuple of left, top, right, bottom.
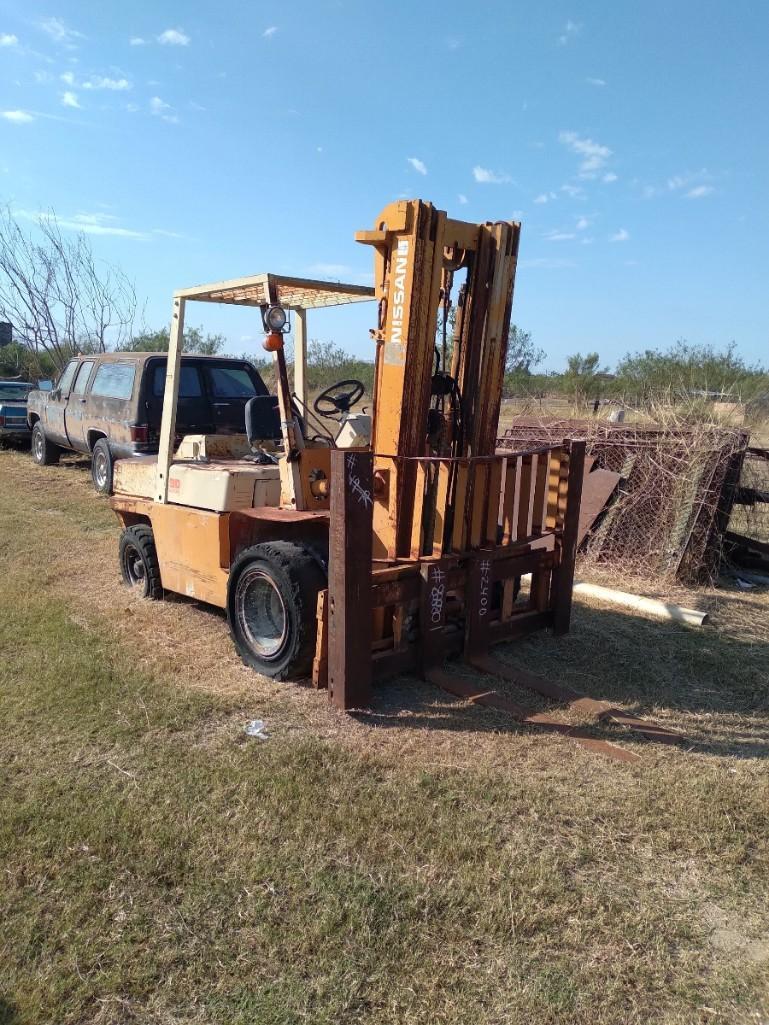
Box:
(91, 438, 114, 495)
(31, 423, 60, 466)
(119, 525, 162, 599)
(227, 541, 326, 680)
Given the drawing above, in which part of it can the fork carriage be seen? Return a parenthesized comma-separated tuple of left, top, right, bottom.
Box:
(319, 439, 585, 708)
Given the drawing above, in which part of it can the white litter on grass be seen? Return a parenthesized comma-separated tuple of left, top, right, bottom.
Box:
(244, 719, 269, 740)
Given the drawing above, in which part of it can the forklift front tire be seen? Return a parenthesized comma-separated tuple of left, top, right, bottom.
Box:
(227, 541, 326, 681)
(119, 525, 162, 600)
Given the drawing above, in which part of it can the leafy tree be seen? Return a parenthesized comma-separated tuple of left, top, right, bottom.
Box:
(506, 325, 545, 375)
(615, 340, 764, 401)
(118, 325, 226, 355)
(562, 351, 608, 407)
(304, 338, 374, 394)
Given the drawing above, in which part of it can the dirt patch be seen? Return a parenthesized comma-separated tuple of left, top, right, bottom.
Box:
(702, 902, 769, 964)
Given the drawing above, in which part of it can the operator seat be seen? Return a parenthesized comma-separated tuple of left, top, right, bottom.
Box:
(245, 395, 282, 446)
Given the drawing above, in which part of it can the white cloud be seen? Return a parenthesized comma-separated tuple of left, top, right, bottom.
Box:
(263, 26, 278, 38)
(558, 19, 581, 45)
(129, 36, 146, 46)
(158, 28, 189, 46)
(643, 169, 713, 200)
(61, 91, 80, 108)
(575, 216, 590, 230)
(60, 71, 75, 85)
(149, 96, 178, 123)
(559, 130, 612, 178)
(58, 213, 147, 238)
(407, 156, 427, 175)
(34, 70, 54, 83)
(685, 184, 714, 199)
(560, 183, 585, 198)
(473, 165, 512, 185)
(83, 76, 131, 91)
(544, 230, 576, 241)
(458, 193, 468, 205)
(38, 17, 83, 46)
(534, 191, 557, 204)
(16, 209, 153, 240)
(602, 172, 618, 183)
(610, 228, 629, 242)
(586, 77, 606, 87)
(1, 110, 34, 123)
(0, 33, 18, 47)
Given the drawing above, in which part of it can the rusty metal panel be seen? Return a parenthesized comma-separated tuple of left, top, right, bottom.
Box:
(531, 452, 549, 534)
(312, 590, 328, 689)
(577, 465, 621, 546)
(420, 560, 450, 670)
(552, 440, 586, 635)
(328, 450, 374, 710)
(501, 455, 520, 544)
(465, 554, 493, 657)
(516, 454, 534, 540)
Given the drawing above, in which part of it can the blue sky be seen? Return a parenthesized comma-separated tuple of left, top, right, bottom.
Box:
(1, 0, 767, 371)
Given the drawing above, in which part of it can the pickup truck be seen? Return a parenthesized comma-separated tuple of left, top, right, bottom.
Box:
(0, 380, 33, 443)
(26, 352, 271, 494)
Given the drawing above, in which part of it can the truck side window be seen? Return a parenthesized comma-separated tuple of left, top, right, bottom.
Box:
(152, 364, 203, 398)
(56, 361, 78, 394)
(90, 363, 137, 400)
(71, 360, 95, 396)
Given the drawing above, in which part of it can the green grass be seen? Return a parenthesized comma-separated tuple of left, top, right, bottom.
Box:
(1, 448, 769, 1024)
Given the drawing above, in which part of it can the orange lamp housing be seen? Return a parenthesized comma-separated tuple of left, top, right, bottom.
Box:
(262, 332, 284, 352)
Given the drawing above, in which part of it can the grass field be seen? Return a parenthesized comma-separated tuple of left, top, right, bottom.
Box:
(1, 446, 768, 1025)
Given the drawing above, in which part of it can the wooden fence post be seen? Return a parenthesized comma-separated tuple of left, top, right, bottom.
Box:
(552, 439, 586, 635)
(328, 449, 373, 709)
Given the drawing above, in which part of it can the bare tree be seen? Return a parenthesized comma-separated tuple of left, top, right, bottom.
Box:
(0, 207, 137, 372)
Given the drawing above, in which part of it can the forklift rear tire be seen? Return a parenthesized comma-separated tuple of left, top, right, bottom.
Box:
(119, 525, 162, 600)
(31, 423, 60, 466)
(227, 541, 326, 681)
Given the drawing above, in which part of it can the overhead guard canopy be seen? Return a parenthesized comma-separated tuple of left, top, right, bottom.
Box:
(174, 273, 375, 310)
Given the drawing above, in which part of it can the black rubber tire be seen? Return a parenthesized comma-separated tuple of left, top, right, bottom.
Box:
(91, 438, 114, 495)
(119, 525, 162, 599)
(31, 422, 60, 466)
(227, 540, 326, 680)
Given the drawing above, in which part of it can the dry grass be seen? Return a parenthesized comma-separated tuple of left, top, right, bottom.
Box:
(1, 446, 769, 1024)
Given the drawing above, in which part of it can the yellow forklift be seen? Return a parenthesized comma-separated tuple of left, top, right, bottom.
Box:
(111, 199, 678, 758)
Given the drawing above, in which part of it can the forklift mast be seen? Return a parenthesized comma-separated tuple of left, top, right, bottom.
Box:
(357, 200, 520, 559)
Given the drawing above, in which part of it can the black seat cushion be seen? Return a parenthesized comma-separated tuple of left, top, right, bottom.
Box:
(245, 395, 282, 444)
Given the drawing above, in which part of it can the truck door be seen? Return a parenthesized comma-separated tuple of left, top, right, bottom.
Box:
(63, 359, 95, 452)
(44, 360, 79, 444)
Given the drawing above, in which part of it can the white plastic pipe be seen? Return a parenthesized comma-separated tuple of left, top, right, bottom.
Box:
(571, 581, 709, 627)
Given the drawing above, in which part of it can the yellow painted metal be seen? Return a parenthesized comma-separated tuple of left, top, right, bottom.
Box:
(148, 503, 230, 607)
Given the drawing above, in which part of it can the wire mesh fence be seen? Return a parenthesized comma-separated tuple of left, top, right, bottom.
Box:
(497, 417, 750, 583)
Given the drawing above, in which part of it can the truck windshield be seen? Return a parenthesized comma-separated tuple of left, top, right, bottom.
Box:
(0, 383, 32, 401)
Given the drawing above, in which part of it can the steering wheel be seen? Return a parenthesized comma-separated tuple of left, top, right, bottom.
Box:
(313, 379, 365, 419)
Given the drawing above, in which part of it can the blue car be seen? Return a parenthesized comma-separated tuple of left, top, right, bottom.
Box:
(0, 380, 33, 443)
